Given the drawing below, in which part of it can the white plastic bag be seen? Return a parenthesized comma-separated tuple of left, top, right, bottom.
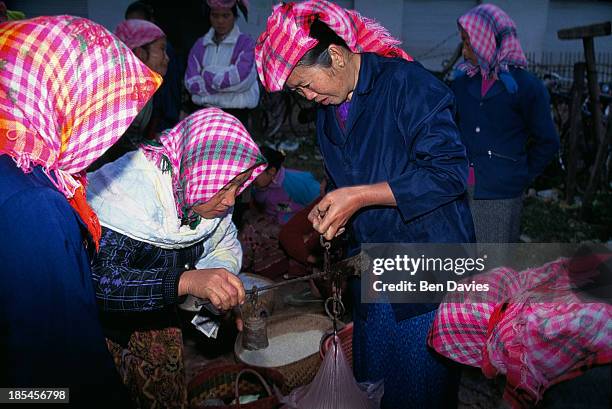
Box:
(280, 336, 383, 409)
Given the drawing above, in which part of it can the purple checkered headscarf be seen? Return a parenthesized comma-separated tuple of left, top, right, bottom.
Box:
(141, 108, 266, 224)
(457, 4, 527, 79)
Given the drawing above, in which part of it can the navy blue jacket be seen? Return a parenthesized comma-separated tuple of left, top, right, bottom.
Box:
(451, 68, 560, 199)
(317, 53, 475, 320)
(0, 155, 131, 407)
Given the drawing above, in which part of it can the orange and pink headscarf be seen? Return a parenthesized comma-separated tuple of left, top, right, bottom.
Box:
(457, 4, 527, 80)
(0, 16, 162, 248)
(255, 0, 412, 93)
(141, 108, 266, 226)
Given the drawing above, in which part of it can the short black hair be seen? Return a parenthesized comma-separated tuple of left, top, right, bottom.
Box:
(260, 146, 285, 171)
(125, 1, 155, 21)
(298, 19, 349, 68)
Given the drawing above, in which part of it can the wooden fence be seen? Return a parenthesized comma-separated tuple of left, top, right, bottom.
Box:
(526, 51, 612, 90)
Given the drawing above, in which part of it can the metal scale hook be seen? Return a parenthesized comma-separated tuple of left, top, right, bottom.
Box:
(321, 236, 345, 342)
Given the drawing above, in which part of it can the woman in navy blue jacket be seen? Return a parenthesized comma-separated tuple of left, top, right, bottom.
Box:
(452, 4, 559, 243)
(255, 1, 474, 407)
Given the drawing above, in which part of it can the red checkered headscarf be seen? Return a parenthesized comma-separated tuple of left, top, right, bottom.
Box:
(0, 16, 162, 248)
(141, 108, 266, 225)
(255, 0, 412, 92)
(457, 4, 527, 79)
(114, 19, 165, 50)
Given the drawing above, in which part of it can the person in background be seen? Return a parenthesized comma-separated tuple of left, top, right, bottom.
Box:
(252, 146, 320, 225)
(452, 4, 559, 243)
(0, 15, 161, 406)
(87, 108, 266, 409)
(256, 1, 474, 407)
(125, 0, 184, 132)
(238, 146, 321, 280)
(89, 18, 169, 171)
(184, 0, 258, 127)
(125, 0, 155, 21)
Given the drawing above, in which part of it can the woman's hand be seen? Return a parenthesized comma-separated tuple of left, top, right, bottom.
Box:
(308, 187, 363, 240)
(178, 268, 246, 311)
(308, 183, 396, 240)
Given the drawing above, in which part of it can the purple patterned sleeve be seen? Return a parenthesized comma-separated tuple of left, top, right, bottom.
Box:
(203, 71, 217, 94)
(202, 34, 256, 93)
(184, 40, 207, 95)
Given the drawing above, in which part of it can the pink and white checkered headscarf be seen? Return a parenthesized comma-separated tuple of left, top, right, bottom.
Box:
(428, 256, 612, 408)
(114, 19, 165, 50)
(457, 4, 527, 79)
(141, 108, 266, 223)
(0, 15, 162, 247)
(255, 0, 412, 92)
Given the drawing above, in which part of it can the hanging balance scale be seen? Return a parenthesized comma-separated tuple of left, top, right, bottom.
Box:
(194, 236, 367, 351)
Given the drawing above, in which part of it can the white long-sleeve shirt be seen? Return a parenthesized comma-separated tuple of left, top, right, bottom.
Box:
(185, 25, 259, 109)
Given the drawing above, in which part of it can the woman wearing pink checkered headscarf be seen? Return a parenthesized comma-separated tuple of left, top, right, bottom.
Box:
(451, 4, 559, 244)
(0, 15, 161, 406)
(87, 107, 266, 408)
(256, 1, 476, 408)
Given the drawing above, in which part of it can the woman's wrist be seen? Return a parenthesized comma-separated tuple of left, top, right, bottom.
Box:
(350, 182, 395, 208)
(177, 269, 195, 296)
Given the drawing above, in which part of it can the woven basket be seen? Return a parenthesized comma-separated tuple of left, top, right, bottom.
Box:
(188, 363, 284, 409)
(235, 313, 336, 394)
(319, 322, 354, 369)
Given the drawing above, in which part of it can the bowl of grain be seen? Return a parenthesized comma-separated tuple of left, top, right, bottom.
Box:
(234, 312, 339, 393)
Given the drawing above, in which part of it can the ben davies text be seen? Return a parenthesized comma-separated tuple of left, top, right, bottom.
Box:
(372, 280, 490, 292)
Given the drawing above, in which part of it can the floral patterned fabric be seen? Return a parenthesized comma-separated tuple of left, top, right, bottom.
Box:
(107, 327, 187, 409)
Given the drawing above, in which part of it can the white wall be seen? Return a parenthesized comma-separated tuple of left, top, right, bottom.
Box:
(402, 0, 474, 70)
(544, 0, 612, 55)
(492, 0, 549, 58)
(87, 0, 133, 31)
(355, 0, 403, 41)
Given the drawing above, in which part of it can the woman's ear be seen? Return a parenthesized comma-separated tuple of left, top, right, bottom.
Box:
(328, 44, 346, 69)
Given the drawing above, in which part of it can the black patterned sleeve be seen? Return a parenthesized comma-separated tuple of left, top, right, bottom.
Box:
(91, 227, 184, 312)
